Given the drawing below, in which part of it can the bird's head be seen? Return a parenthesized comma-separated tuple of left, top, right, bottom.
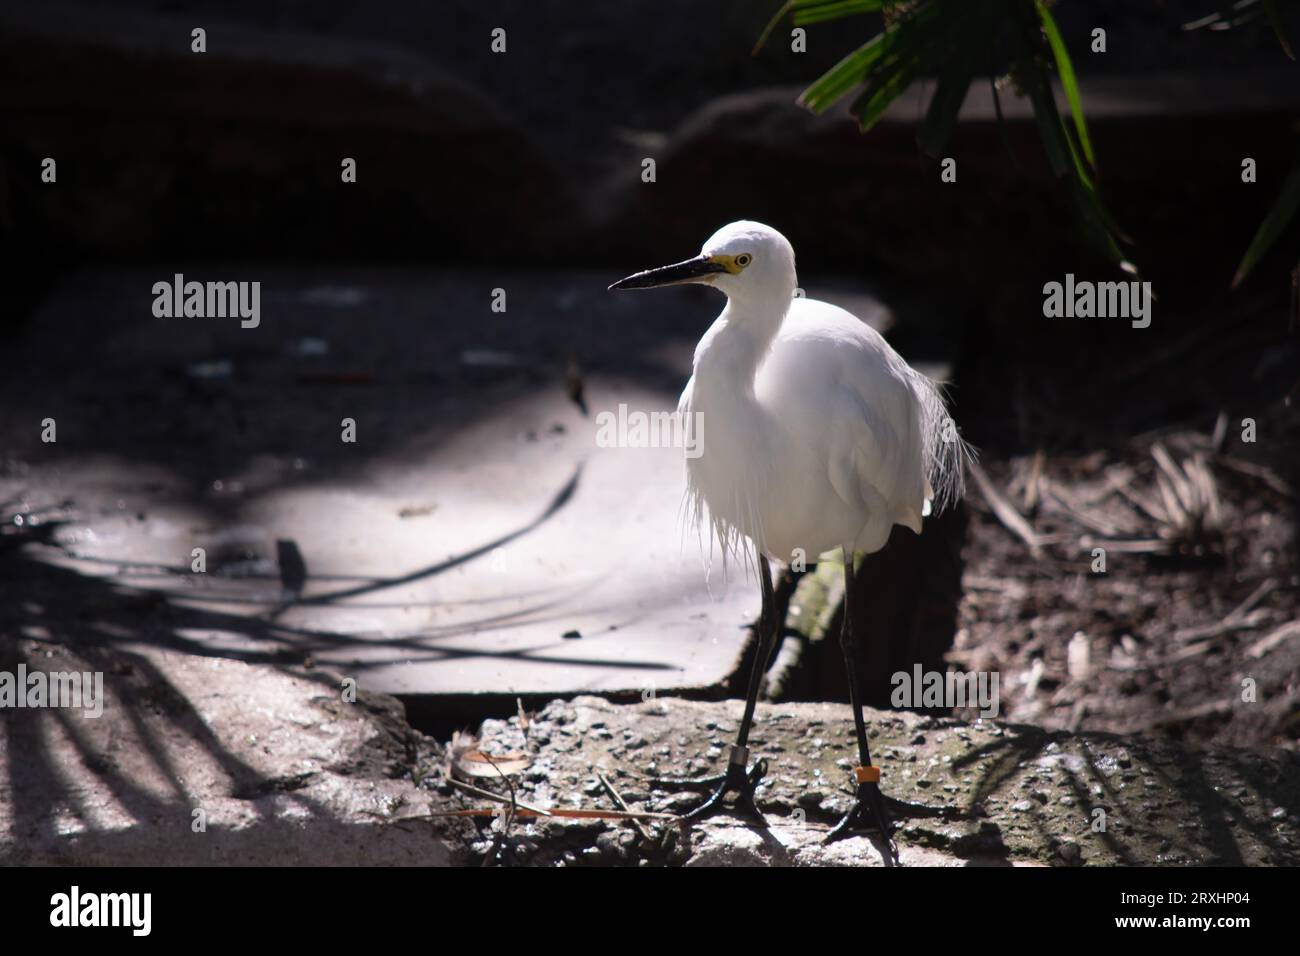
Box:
(608, 221, 797, 306)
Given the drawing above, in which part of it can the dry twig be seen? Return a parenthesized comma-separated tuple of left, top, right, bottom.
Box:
(970, 461, 1044, 557)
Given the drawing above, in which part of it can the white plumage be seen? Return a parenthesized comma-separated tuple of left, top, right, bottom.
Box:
(609, 219, 971, 845)
(669, 221, 967, 565)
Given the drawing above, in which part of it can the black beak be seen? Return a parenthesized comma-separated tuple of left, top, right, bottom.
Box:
(608, 255, 727, 291)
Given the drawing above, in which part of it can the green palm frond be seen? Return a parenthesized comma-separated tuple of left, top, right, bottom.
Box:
(759, 0, 1132, 270)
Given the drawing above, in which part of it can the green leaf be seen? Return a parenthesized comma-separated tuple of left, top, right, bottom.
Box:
(794, 1, 887, 26)
(1022, 67, 1071, 177)
(797, 32, 892, 111)
(917, 39, 977, 157)
(847, 13, 953, 131)
(754, 0, 886, 54)
(1263, 0, 1296, 60)
(1021, 52, 1133, 271)
(797, 1, 940, 113)
(1036, 0, 1095, 169)
(1234, 162, 1300, 287)
(754, 1, 796, 54)
(1072, 175, 1132, 272)
(850, 56, 926, 131)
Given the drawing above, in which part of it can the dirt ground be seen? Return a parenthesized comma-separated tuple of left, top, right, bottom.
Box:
(957, 442, 1298, 750)
(948, 297, 1299, 753)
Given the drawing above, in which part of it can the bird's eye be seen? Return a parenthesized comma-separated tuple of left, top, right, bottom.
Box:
(735, 254, 752, 267)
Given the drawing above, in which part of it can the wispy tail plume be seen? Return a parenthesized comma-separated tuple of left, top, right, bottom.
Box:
(911, 370, 975, 515)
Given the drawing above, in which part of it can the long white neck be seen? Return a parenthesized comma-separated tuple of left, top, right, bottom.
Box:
(686, 290, 790, 561)
(693, 276, 795, 385)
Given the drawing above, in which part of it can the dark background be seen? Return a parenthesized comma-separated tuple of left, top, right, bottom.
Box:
(4, 2, 1298, 287)
(1, 1, 1297, 750)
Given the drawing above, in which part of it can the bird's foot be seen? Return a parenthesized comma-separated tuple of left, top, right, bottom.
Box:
(825, 770, 899, 864)
(648, 747, 768, 825)
(880, 795, 971, 822)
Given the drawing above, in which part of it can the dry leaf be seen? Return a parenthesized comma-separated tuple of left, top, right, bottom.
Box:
(452, 749, 531, 779)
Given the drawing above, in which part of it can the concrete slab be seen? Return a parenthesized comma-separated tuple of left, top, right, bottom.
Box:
(15, 387, 757, 697)
(1, 268, 895, 700)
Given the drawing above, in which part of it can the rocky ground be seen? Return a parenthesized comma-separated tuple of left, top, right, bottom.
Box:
(5, 644, 1296, 866)
(435, 695, 1299, 867)
(0, 644, 445, 865)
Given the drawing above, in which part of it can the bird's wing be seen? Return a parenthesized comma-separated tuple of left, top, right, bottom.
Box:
(766, 300, 930, 539)
(825, 381, 926, 547)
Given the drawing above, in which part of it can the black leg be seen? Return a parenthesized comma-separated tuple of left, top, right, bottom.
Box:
(654, 550, 778, 824)
(826, 548, 899, 863)
(735, 551, 776, 751)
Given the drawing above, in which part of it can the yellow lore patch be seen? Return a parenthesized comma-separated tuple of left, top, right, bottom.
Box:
(708, 254, 749, 275)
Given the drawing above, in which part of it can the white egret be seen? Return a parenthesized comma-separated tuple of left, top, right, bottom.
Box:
(610, 221, 969, 856)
